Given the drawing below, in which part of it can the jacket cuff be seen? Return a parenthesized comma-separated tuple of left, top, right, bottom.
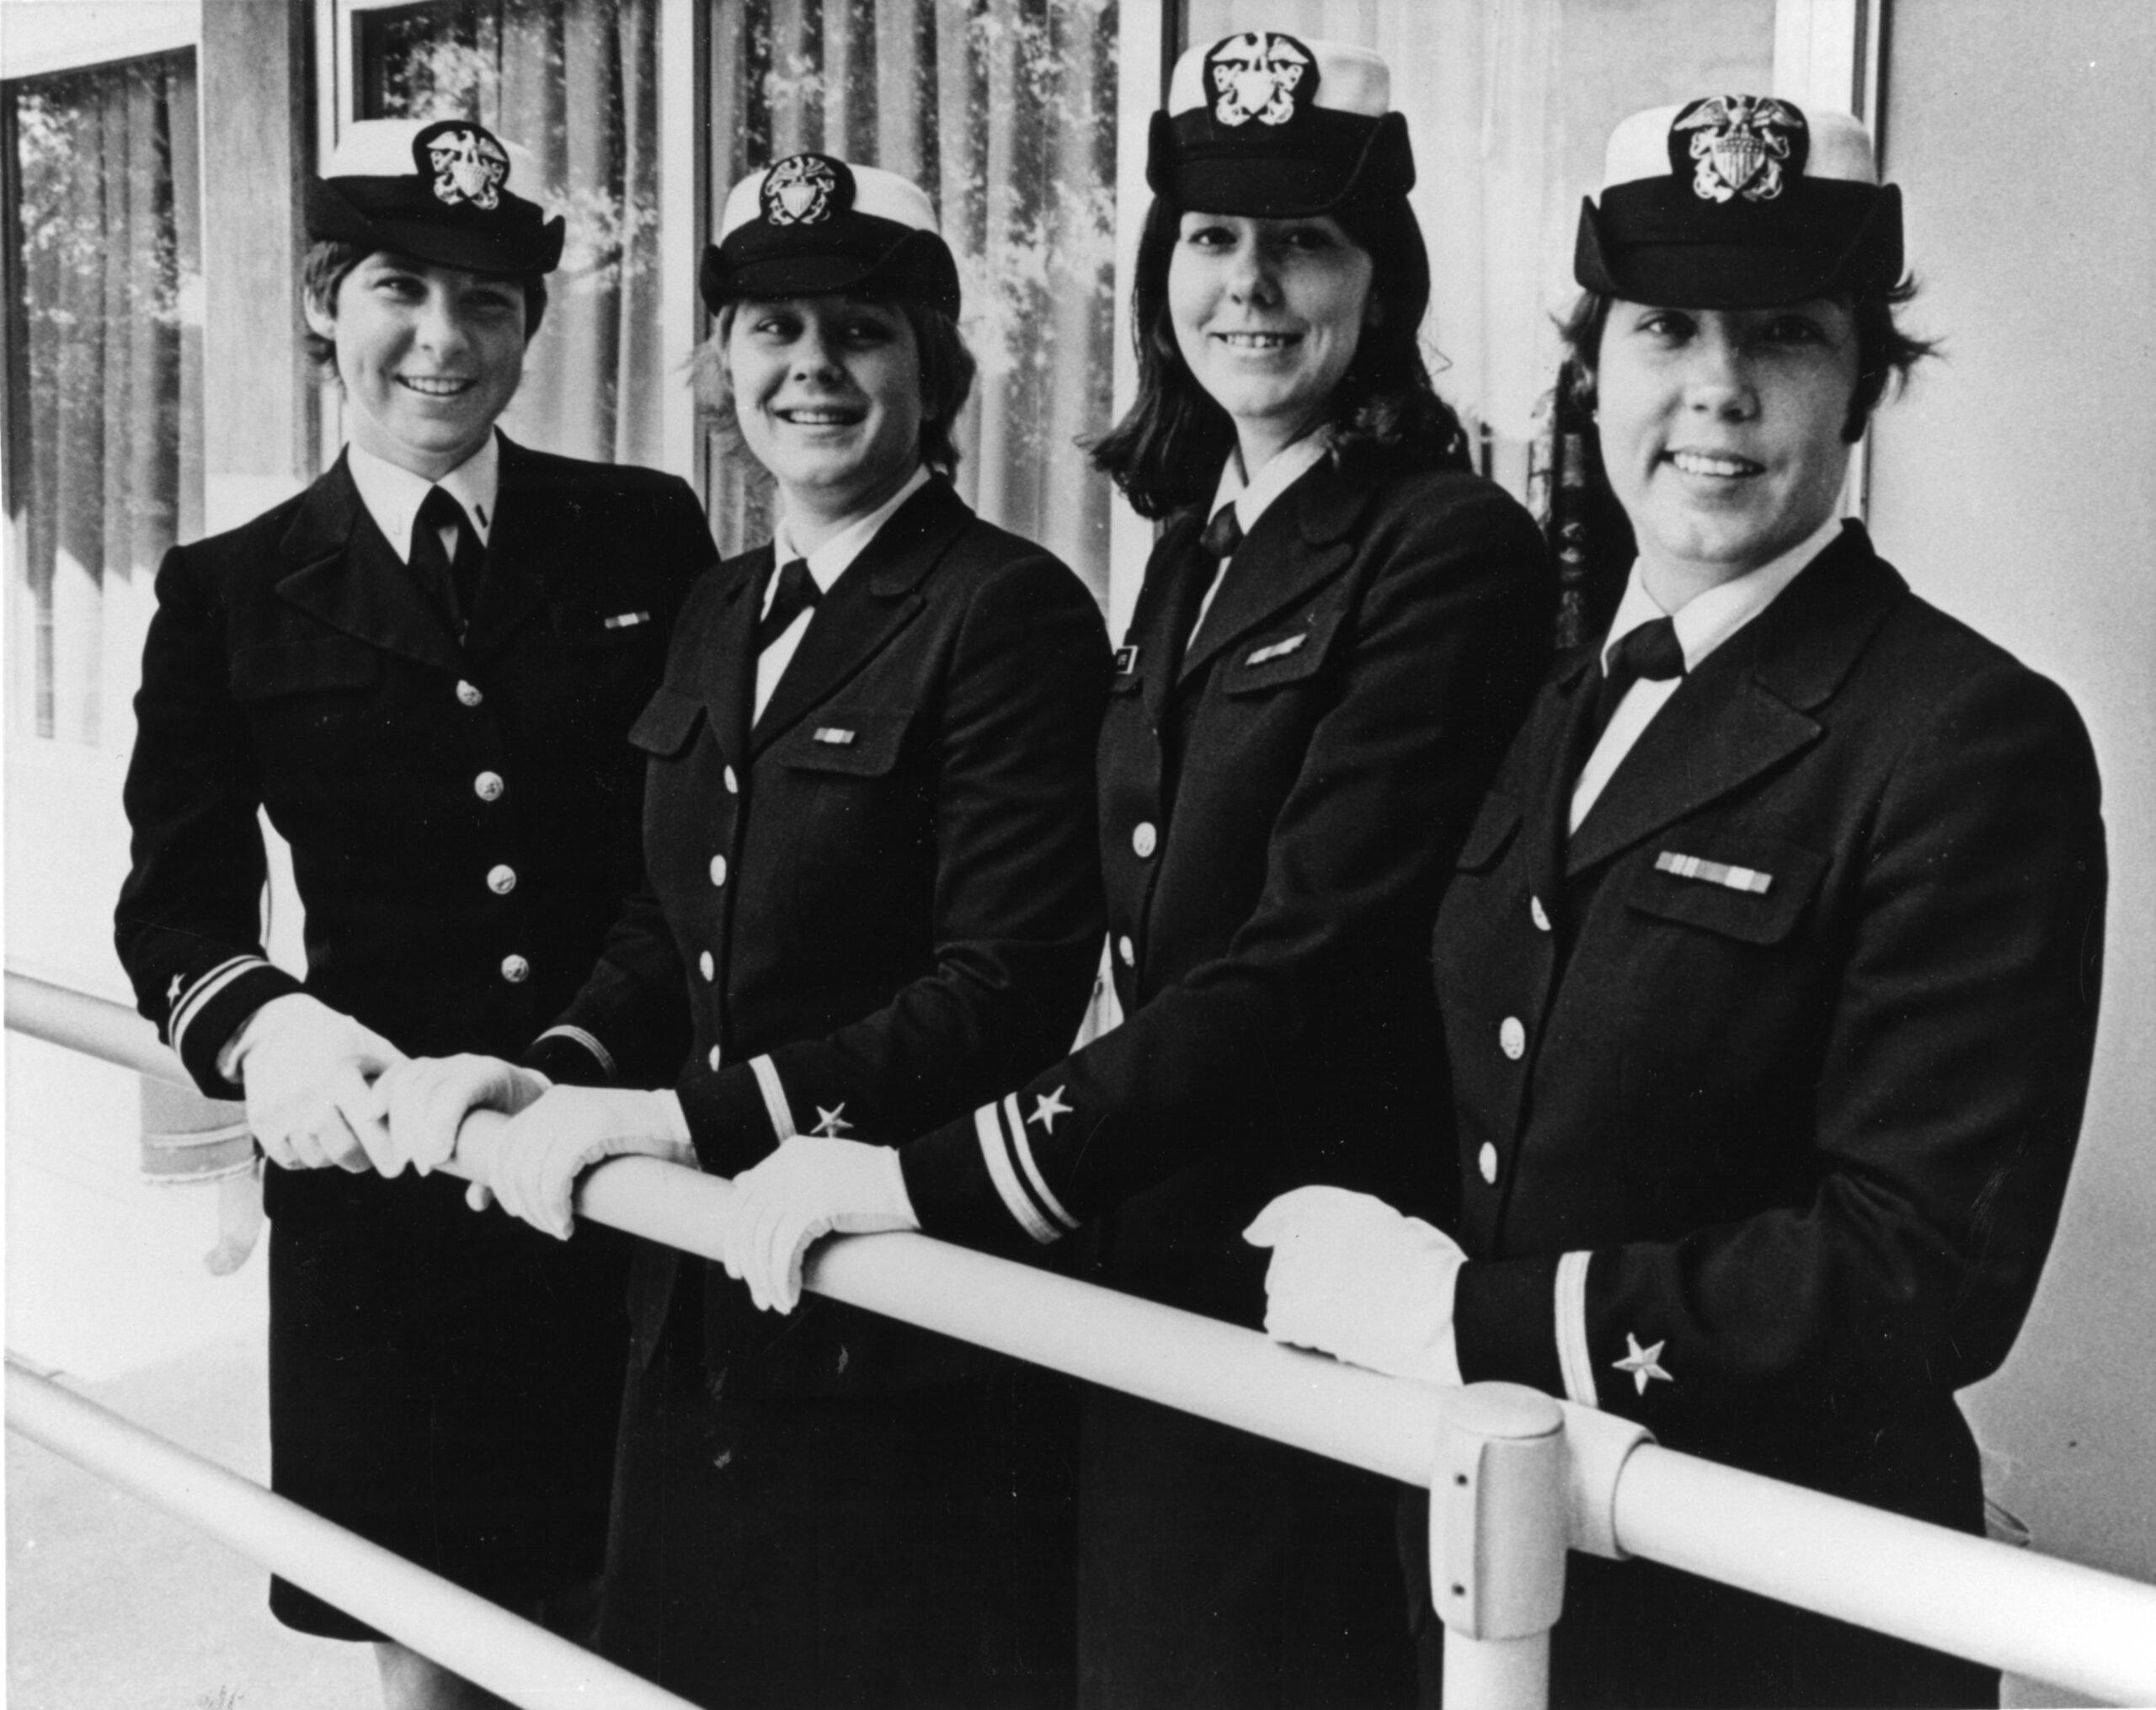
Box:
(175, 961, 304, 1100)
(676, 1057, 782, 1177)
(900, 1102, 1070, 1258)
(525, 1025, 617, 1088)
(1452, 1254, 1566, 1399)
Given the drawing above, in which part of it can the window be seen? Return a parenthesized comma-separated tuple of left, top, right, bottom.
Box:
(3, 48, 202, 749)
(703, 0, 1122, 595)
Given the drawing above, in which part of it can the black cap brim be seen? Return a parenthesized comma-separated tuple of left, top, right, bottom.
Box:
(1576, 183, 1903, 307)
(306, 178, 565, 275)
(701, 218, 960, 320)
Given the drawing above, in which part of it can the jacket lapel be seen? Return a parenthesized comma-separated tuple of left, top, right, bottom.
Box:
(700, 552, 763, 770)
(274, 455, 462, 673)
(1565, 525, 1903, 877)
(750, 480, 968, 754)
(1177, 459, 1369, 684)
(1127, 509, 1207, 732)
(462, 435, 553, 665)
(1524, 652, 1601, 908)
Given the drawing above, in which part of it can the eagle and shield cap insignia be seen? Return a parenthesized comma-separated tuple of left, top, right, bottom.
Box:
(307, 118, 564, 274)
(413, 120, 512, 212)
(1669, 95, 1809, 203)
(760, 153, 851, 227)
(1203, 32, 1318, 128)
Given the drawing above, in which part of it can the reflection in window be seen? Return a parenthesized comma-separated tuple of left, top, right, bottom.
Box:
(355, 0, 663, 466)
(707, 1, 1119, 597)
(3, 50, 203, 747)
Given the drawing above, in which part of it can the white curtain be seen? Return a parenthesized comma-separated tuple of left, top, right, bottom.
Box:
(5, 49, 202, 749)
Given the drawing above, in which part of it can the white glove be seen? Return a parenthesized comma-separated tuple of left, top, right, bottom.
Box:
(227, 994, 406, 1174)
(377, 1054, 552, 1179)
(477, 1084, 696, 1239)
(1244, 1185, 1466, 1386)
(721, 1136, 919, 1314)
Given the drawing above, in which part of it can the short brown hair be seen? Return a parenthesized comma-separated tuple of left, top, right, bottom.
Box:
(300, 240, 549, 376)
(691, 295, 977, 480)
(1556, 280, 1938, 444)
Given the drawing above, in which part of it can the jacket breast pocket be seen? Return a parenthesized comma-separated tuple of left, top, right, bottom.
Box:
(230, 638, 380, 701)
(1623, 834, 1827, 946)
(627, 685, 707, 759)
(1220, 608, 1343, 696)
(773, 706, 910, 779)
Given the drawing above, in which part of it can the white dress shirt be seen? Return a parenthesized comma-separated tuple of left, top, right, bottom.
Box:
(346, 432, 500, 563)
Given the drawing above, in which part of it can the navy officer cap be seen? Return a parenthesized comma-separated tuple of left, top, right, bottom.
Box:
(1148, 32, 1414, 217)
(307, 118, 564, 276)
(1577, 95, 1903, 306)
(701, 154, 962, 322)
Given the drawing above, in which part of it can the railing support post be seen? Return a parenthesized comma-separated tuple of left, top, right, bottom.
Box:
(1432, 1382, 1568, 1710)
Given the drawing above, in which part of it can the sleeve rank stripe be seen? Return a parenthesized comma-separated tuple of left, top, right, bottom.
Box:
(535, 1024, 616, 1079)
(168, 955, 270, 1056)
(749, 1054, 798, 1143)
(974, 1102, 1060, 1245)
(1003, 1092, 1081, 1233)
(1555, 1249, 1599, 1409)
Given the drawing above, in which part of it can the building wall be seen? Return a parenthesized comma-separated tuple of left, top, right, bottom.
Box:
(1869, 0, 2156, 1591)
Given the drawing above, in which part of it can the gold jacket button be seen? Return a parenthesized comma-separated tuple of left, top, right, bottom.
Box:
(1499, 1016, 1526, 1059)
(1530, 896, 1551, 933)
(1131, 822, 1157, 859)
(707, 1044, 722, 1072)
(456, 679, 483, 707)
(1479, 1142, 1499, 1185)
(500, 954, 530, 984)
(700, 951, 716, 982)
(486, 864, 516, 895)
(709, 855, 728, 887)
(724, 765, 739, 795)
(474, 771, 504, 802)
(1118, 935, 1135, 967)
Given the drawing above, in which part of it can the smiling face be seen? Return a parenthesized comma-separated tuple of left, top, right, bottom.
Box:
(1166, 211, 1377, 471)
(727, 294, 927, 535)
(1594, 297, 1860, 604)
(306, 252, 529, 480)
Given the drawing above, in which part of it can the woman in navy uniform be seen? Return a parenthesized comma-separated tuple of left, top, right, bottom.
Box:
(114, 120, 718, 1707)
(1250, 99, 2108, 1707)
(387, 154, 1108, 1707)
(719, 38, 1553, 1708)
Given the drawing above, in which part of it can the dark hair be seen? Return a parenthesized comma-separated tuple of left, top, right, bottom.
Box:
(1556, 279, 1938, 442)
(1090, 195, 1471, 519)
(690, 294, 978, 481)
(301, 240, 550, 376)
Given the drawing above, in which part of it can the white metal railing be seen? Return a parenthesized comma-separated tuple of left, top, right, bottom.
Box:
(3, 1357, 699, 1710)
(10, 969, 2156, 1708)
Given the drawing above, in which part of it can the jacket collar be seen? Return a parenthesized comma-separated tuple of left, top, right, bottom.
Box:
(1562, 523, 1904, 876)
(272, 436, 557, 670)
(719, 477, 972, 756)
(1178, 454, 1374, 682)
(275, 453, 462, 672)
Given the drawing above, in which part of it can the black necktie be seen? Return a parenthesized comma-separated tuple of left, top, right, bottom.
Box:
(756, 557, 821, 653)
(1590, 615, 1686, 742)
(1198, 501, 1243, 562)
(411, 486, 482, 630)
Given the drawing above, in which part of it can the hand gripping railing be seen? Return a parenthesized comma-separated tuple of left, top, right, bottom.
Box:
(11, 968, 2156, 1709)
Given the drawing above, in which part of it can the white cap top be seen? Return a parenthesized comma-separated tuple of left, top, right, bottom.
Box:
(1166, 32, 1390, 121)
(1600, 98, 1878, 194)
(323, 116, 544, 190)
(717, 155, 942, 244)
